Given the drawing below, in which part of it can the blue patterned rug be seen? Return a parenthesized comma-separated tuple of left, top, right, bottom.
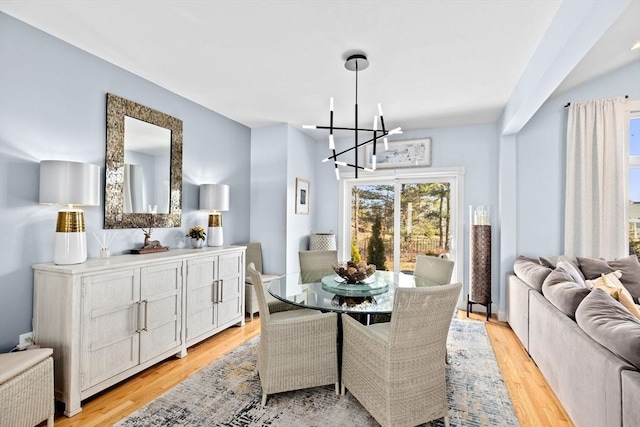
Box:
(117, 319, 519, 426)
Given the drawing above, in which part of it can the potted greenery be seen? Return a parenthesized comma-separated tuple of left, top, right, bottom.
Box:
(186, 226, 206, 248)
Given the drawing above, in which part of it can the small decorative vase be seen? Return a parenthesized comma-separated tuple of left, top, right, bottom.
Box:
(191, 238, 204, 249)
(100, 248, 111, 258)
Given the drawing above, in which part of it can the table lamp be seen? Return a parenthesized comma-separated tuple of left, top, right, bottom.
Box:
(199, 183, 229, 247)
(39, 160, 101, 264)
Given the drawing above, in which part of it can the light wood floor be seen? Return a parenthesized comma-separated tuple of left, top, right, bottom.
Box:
(49, 312, 573, 427)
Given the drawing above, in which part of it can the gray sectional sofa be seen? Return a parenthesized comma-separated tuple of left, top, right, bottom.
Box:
(507, 255, 640, 427)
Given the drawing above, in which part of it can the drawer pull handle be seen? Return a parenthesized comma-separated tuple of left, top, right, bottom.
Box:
(135, 301, 142, 333)
(142, 300, 149, 331)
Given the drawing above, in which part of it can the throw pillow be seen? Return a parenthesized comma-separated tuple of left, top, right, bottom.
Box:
(601, 273, 640, 320)
(539, 255, 581, 270)
(539, 256, 559, 269)
(556, 257, 586, 287)
(513, 256, 552, 292)
(577, 255, 640, 303)
(585, 270, 621, 289)
(542, 266, 591, 319)
(576, 288, 640, 370)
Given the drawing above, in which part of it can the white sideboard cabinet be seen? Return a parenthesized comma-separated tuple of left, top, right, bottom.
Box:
(32, 246, 245, 417)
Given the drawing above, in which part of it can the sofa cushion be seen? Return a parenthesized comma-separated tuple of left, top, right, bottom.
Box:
(513, 256, 552, 292)
(575, 288, 640, 369)
(542, 267, 591, 319)
(577, 255, 640, 303)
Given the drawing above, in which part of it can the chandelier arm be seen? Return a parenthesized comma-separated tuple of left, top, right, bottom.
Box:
(337, 162, 371, 171)
(311, 125, 383, 132)
(329, 97, 334, 149)
(322, 131, 390, 161)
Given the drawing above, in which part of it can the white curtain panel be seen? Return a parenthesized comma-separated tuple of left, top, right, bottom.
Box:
(564, 96, 627, 259)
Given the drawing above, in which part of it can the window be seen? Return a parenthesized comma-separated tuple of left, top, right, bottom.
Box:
(629, 101, 640, 256)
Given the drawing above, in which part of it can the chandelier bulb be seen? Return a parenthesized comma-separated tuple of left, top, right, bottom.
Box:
(372, 154, 377, 170)
(384, 137, 389, 151)
(329, 134, 335, 150)
(378, 103, 383, 116)
(330, 97, 334, 111)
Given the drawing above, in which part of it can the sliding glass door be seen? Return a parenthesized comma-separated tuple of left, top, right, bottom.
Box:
(342, 170, 461, 278)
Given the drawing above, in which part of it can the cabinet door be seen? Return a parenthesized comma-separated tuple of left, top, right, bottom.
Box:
(185, 256, 217, 342)
(217, 251, 243, 327)
(139, 261, 183, 363)
(81, 268, 140, 389)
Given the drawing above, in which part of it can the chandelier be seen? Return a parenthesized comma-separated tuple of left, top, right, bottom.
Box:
(304, 53, 402, 179)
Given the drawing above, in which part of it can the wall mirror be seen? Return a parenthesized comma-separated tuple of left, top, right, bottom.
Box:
(105, 93, 183, 228)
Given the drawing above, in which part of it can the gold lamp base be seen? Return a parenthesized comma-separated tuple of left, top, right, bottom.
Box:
(208, 213, 224, 247)
(54, 209, 87, 265)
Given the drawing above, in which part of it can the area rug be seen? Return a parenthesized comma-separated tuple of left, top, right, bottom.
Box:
(117, 319, 519, 426)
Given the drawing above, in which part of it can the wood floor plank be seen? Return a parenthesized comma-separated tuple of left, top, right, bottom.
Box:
(47, 313, 572, 426)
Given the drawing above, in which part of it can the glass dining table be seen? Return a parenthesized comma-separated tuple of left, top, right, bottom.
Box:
(267, 270, 441, 316)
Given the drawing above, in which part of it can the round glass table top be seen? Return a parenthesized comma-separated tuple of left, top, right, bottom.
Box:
(267, 271, 441, 314)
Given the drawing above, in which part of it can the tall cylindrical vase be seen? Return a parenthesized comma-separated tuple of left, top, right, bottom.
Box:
(468, 206, 492, 320)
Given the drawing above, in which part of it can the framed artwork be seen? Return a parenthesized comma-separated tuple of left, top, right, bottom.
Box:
(295, 178, 310, 215)
(366, 137, 431, 169)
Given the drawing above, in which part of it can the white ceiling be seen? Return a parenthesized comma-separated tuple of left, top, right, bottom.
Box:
(1, 1, 639, 139)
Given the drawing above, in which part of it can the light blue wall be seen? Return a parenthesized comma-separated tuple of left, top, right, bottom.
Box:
(286, 125, 316, 272)
(249, 125, 288, 274)
(249, 124, 317, 274)
(0, 13, 251, 352)
(516, 60, 640, 257)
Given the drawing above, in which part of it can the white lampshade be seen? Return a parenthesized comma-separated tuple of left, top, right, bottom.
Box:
(39, 160, 101, 265)
(40, 160, 101, 206)
(199, 184, 229, 247)
(199, 184, 229, 211)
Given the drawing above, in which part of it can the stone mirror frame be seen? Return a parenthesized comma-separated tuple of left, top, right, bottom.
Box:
(104, 93, 183, 229)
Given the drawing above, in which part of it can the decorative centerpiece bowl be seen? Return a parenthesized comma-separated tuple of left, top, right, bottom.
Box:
(332, 261, 376, 284)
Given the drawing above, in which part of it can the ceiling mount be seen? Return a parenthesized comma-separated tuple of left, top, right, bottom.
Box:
(344, 54, 369, 72)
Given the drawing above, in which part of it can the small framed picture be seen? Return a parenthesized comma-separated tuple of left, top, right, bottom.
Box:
(295, 178, 310, 215)
(366, 137, 432, 169)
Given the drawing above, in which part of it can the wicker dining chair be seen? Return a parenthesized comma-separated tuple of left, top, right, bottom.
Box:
(247, 263, 339, 405)
(414, 255, 455, 285)
(341, 282, 462, 427)
(298, 250, 338, 283)
(415, 255, 457, 363)
(239, 243, 299, 320)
